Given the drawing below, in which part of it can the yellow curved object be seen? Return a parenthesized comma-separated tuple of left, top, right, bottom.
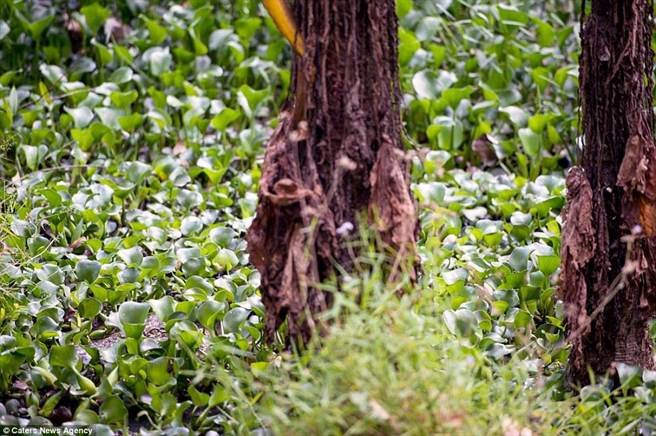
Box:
(263, 0, 305, 55)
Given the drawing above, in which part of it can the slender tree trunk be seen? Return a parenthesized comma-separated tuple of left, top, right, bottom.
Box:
(248, 0, 417, 342)
(560, 0, 656, 384)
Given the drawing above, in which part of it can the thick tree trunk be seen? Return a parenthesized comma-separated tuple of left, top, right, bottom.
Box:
(560, 0, 656, 384)
(247, 0, 417, 342)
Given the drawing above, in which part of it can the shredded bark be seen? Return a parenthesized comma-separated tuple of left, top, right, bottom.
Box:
(560, 167, 595, 364)
(560, 0, 656, 384)
(247, 0, 417, 342)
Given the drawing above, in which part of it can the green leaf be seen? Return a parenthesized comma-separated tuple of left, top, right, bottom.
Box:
(110, 90, 139, 108)
(148, 47, 172, 75)
(500, 106, 528, 127)
(0, 21, 10, 41)
(40, 391, 63, 417)
(214, 248, 239, 271)
(442, 268, 468, 286)
(188, 386, 210, 407)
(223, 307, 249, 333)
(251, 361, 269, 377)
(118, 301, 150, 324)
(99, 396, 127, 425)
(181, 216, 203, 235)
(71, 128, 95, 150)
(118, 114, 144, 132)
(93, 41, 113, 65)
(76, 374, 97, 395)
(114, 45, 134, 64)
(109, 67, 134, 84)
(209, 227, 236, 247)
(65, 106, 94, 128)
(95, 107, 125, 130)
(441, 86, 474, 108)
(211, 108, 241, 131)
(531, 67, 551, 91)
(80, 3, 111, 34)
(518, 128, 541, 158)
(70, 57, 97, 75)
(19, 145, 47, 171)
(209, 29, 235, 51)
(412, 70, 456, 100)
(117, 246, 143, 267)
(147, 357, 171, 385)
(49, 345, 76, 368)
(531, 195, 565, 216)
(533, 18, 555, 47)
(118, 301, 150, 339)
(76, 259, 101, 283)
(509, 247, 531, 271)
(237, 85, 268, 116)
(616, 363, 642, 389)
(150, 296, 175, 322)
(443, 309, 478, 336)
(189, 29, 208, 56)
(416, 17, 441, 41)
(234, 17, 262, 41)
(398, 28, 420, 65)
(143, 17, 167, 44)
(196, 300, 225, 330)
(170, 320, 203, 348)
(396, 0, 413, 17)
(498, 5, 529, 27)
(16, 13, 54, 41)
(78, 298, 102, 318)
(209, 385, 229, 407)
(537, 255, 560, 275)
(177, 247, 202, 275)
(428, 117, 464, 150)
(40, 64, 67, 85)
(528, 114, 554, 133)
(514, 310, 532, 329)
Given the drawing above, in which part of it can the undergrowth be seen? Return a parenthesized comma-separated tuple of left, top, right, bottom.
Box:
(248, 254, 656, 434)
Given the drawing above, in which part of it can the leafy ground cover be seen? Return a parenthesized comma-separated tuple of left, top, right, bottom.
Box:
(1, 0, 656, 434)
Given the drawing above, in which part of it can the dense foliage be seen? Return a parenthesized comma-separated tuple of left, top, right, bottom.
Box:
(1, 0, 656, 433)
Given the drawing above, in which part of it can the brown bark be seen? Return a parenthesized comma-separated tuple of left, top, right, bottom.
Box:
(247, 0, 417, 342)
(560, 0, 656, 384)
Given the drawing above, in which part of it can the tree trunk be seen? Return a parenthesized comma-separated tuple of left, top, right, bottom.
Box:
(247, 0, 417, 342)
(560, 0, 656, 384)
